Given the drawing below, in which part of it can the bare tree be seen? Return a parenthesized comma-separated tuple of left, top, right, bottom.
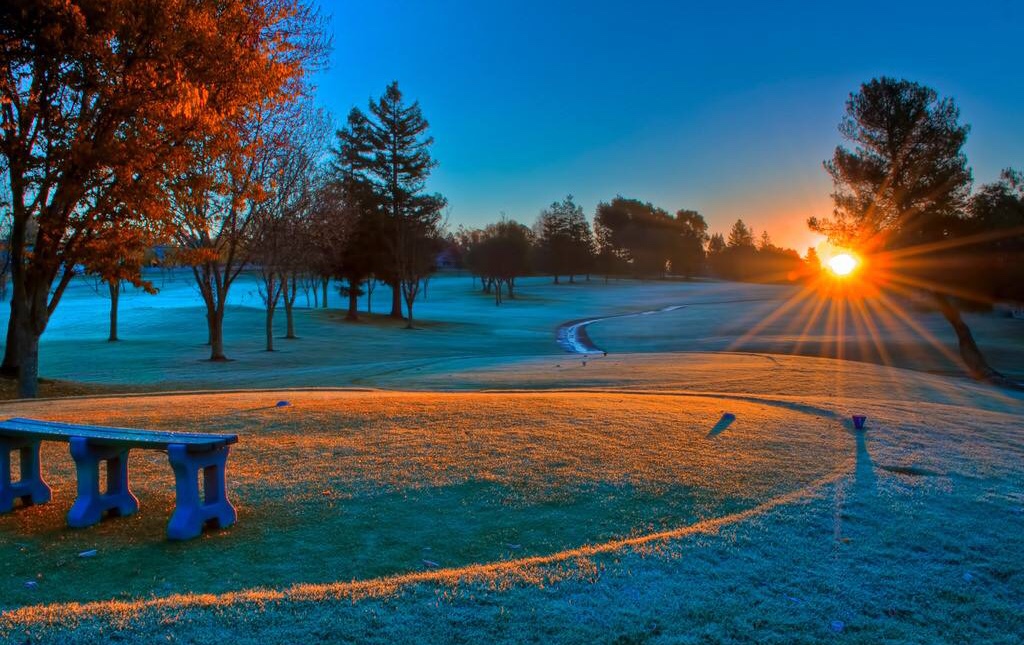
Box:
(251, 105, 329, 348)
(172, 103, 291, 360)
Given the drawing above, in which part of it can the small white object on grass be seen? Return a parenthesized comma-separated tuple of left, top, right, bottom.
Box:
(422, 559, 439, 569)
(24, 581, 38, 590)
(830, 620, 845, 633)
(78, 549, 97, 558)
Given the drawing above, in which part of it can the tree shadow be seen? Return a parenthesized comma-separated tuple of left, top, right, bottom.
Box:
(706, 413, 736, 438)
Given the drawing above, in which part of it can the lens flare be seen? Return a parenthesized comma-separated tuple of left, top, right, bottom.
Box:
(827, 253, 858, 277)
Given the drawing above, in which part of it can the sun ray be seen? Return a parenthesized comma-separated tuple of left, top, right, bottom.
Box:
(726, 283, 818, 352)
(871, 290, 963, 369)
(792, 288, 831, 356)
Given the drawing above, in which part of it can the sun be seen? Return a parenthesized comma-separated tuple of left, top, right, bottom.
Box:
(826, 253, 859, 277)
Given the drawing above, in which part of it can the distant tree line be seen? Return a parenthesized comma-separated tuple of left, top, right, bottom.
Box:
(454, 197, 811, 305)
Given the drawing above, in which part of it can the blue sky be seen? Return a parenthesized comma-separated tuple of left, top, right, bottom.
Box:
(312, 0, 1023, 252)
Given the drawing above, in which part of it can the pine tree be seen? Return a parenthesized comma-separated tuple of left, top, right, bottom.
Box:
(727, 220, 755, 248)
(810, 77, 1019, 388)
(336, 82, 445, 320)
(534, 196, 583, 283)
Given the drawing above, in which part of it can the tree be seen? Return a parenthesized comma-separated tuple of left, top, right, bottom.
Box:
(670, 209, 709, 278)
(172, 103, 293, 361)
(708, 235, 724, 280)
(564, 198, 594, 281)
(804, 247, 822, 276)
(593, 198, 669, 277)
(253, 213, 288, 352)
(397, 196, 445, 328)
(727, 220, 756, 248)
(82, 217, 164, 342)
(966, 169, 1024, 306)
(0, 0, 324, 396)
(0, 206, 10, 302)
(465, 219, 533, 304)
(335, 82, 444, 321)
(533, 197, 579, 283)
(809, 77, 1018, 387)
(327, 150, 387, 323)
(707, 233, 726, 255)
(251, 104, 328, 347)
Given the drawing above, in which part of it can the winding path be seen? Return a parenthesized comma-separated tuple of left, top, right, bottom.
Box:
(556, 305, 687, 354)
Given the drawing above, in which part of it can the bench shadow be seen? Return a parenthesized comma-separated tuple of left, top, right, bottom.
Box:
(706, 413, 736, 438)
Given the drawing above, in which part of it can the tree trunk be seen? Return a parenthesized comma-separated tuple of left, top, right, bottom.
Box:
(346, 281, 360, 321)
(507, 278, 515, 298)
(208, 309, 227, 361)
(284, 274, 297, 339)
(932, 292, 1021, 389)
(553, 275, 559, 284)
(389, 279, 403, 318)
(16, 325, 39, 399)
(402, 280, 418, 329)
(265, 306, 275, 352)
(107, 280, 120, 342)
(569, 274, 575, 284)
(1, 305, 20, 378)
(321, 277, 329, 308)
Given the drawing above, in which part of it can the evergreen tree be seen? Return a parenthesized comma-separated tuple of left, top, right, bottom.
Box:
(533, 196, 582, 283)
(335, 82, 445, 320)
(707, 233, 726, 255)
(727, 220, 756, 248)
(810, 77, 1018, 387)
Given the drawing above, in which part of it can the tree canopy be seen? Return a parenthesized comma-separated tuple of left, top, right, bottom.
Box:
(0, 0, 325, 395)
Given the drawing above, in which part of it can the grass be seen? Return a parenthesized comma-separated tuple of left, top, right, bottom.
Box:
(0, 360, 1021, 642)
(0, 275, 1022, 643)
(0, 390, 842, 610)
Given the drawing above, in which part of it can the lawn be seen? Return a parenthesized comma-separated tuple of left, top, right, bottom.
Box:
(1, 277, 1022, 643)
(1, 353, 1022, 643)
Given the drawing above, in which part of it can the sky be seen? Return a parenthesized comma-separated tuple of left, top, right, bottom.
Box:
(312, 0, 1023, 253)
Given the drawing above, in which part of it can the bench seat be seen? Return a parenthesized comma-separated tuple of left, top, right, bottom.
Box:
(0, 417, 239, 540)
(0, 417, 236, 450)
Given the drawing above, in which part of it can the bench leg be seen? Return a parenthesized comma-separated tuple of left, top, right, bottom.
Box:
(167, 444, 237, 541)
(67, 437, 139, 528)
(0, 437, 52, 514)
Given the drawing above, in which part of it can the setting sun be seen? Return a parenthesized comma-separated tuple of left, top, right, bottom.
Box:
(826, 252, 858, 277)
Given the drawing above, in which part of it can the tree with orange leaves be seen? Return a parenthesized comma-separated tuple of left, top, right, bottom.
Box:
(170, 100, 314, 361)
(82, 215, 165, 342)
(0, 0, 324, 396)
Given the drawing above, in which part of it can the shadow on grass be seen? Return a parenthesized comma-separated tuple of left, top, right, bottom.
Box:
(1, 480, 738, 609)
(707, 413, 736, 438)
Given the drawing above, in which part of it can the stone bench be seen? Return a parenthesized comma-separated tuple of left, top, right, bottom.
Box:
(0, 417, 238, 540)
